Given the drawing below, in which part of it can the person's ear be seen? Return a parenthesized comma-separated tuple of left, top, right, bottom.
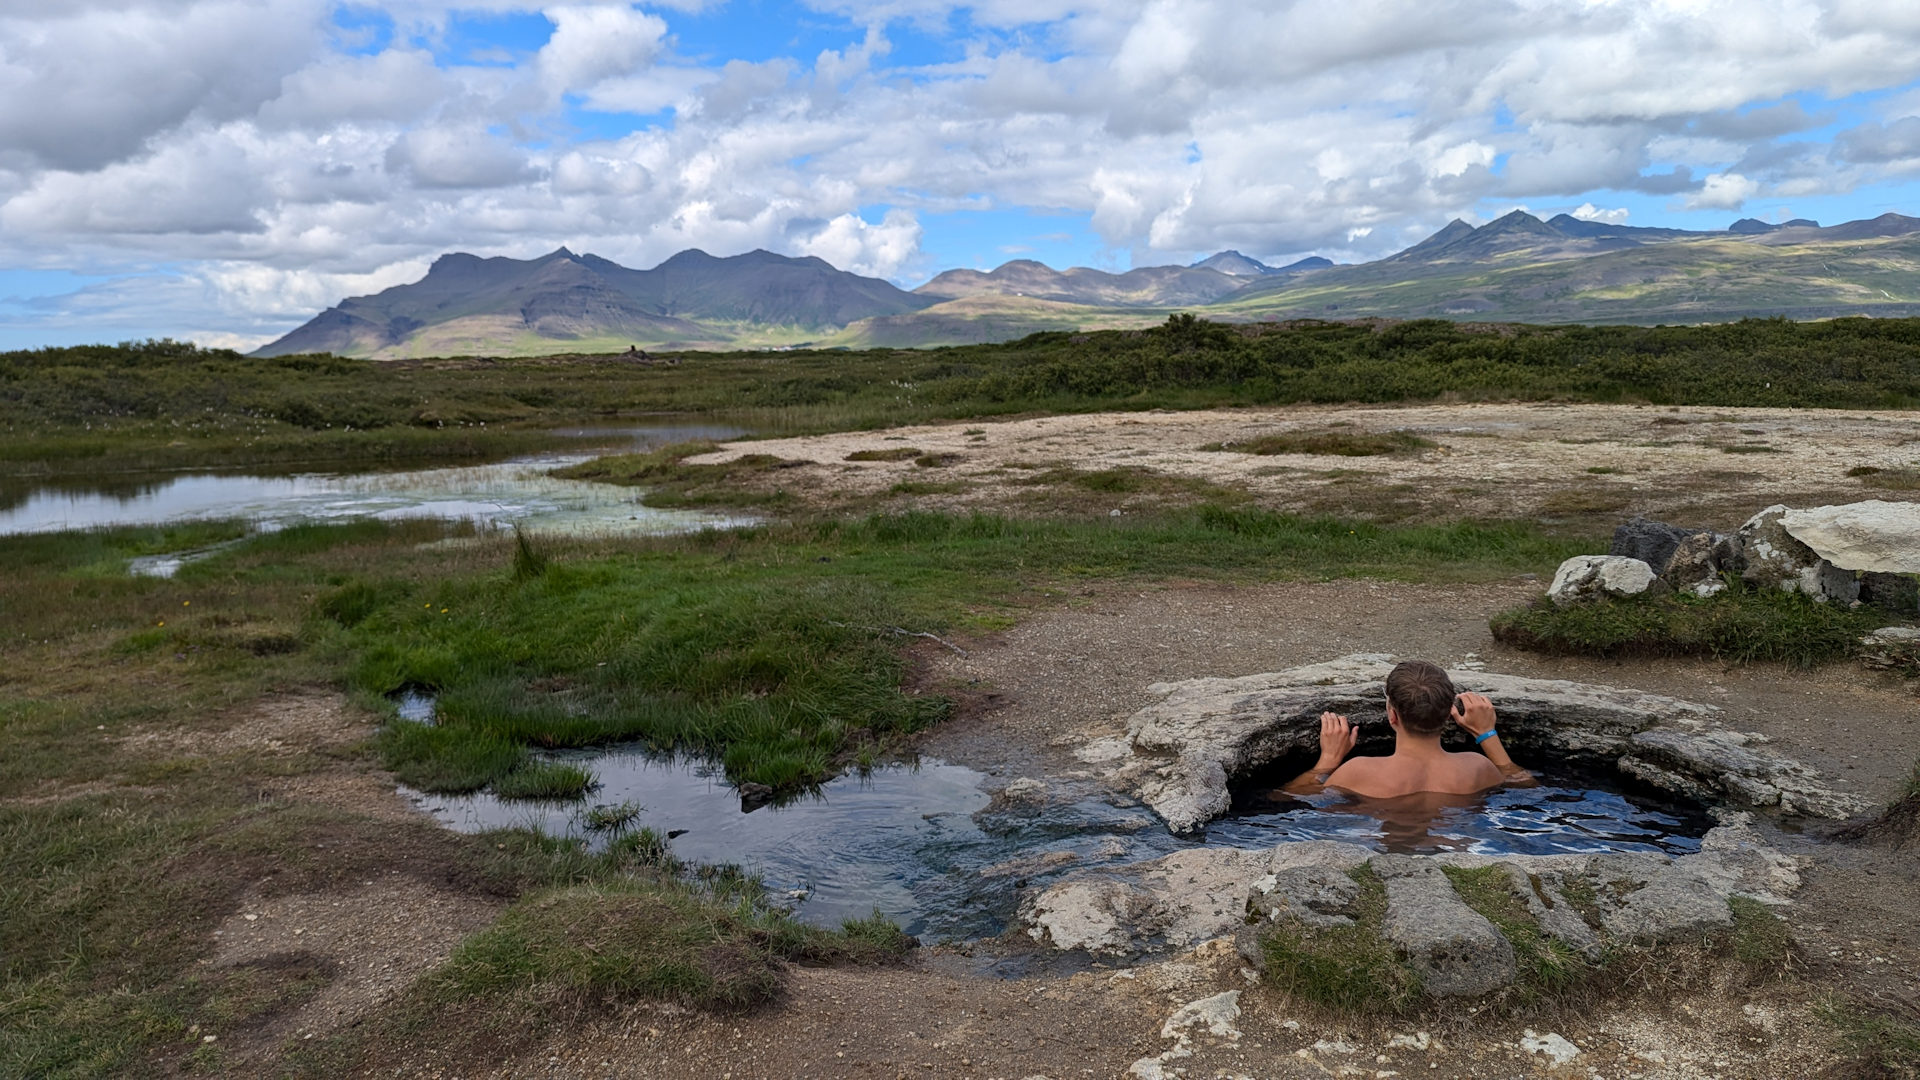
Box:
(1386, 703, 1400, 728)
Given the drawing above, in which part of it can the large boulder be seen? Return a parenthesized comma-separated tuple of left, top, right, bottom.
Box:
(1547, 555, 1660, 606)
(1780, 501, 1920, 574)
(1609, 517, 1700, 574)
(1861, 572, 1920, 614)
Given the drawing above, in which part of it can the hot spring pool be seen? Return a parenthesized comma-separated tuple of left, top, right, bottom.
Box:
(402, 730, 1714, 941)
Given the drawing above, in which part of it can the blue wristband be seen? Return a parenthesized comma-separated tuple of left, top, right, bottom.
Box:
(1475, 729, 1498, 745)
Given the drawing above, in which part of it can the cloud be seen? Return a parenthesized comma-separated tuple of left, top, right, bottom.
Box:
(7, 0, 1920, 344)
(385, 125, 543, 188)
(537, 5, 669, 96)
(1835, 115, 1920, 163)
(1685, 172, 1762, 210)
(793, 209, 923, 278)
(1571, 202, 1631, 224)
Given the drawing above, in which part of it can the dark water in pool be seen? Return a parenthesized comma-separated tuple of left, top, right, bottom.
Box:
(402, 718, 1713, 940)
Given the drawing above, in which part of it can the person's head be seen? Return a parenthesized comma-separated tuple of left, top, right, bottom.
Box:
(1384, 659, 1456, 737)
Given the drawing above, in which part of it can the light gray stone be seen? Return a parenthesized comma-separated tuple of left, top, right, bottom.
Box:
(1679, 814, 1800, 903)
(1739, 504, 1820, 591)
(1374, 856, 1518, 997)
(1496, 863, 1602, 960)
(1623, 727, 1869, 818)
(1548, 555, 1659, 606)
(1021, 881, 1144, 954)
(1246, 865, 1362, 927)
(1599, 863, 1732, 943)
(1780, 501, 1920, 574)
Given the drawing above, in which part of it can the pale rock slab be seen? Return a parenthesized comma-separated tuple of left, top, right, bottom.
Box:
(1781, 500, 1920, 574)
(1373, 854, 1518, 997)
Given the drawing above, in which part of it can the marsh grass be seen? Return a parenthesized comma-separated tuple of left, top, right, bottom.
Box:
(1490, 581, 1893, 666)
(845, 448, 921, 461)
(347, 508, 1588, 793)
(1850, 465, 1920, 490)
(493, 761, 596, 801)
(549, 441, 803, 509)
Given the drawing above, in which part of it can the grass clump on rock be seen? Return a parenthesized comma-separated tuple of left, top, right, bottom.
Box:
(1258, 866, 1421, 1014)
(1490, 582, 1894, 667)
(1443, 866, 1594, 996)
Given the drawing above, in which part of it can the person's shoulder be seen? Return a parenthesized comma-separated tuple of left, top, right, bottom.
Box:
(1329, 756, 1382, 779)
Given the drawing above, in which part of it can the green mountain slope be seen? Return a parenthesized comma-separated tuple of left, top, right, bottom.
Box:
(255, 247, 936, 359)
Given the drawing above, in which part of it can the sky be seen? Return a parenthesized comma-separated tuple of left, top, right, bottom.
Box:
(4, 0, 1920, 350)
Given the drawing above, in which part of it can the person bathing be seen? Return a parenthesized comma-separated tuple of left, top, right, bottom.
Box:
(1282, 659, 1533, 798)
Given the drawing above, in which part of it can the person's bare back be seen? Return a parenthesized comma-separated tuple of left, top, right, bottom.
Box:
(1282, 661, 1532, 799)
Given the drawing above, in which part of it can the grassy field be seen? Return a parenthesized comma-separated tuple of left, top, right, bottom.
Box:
(0, 504, 1595, 1076)
(7, 316, 1920, 477)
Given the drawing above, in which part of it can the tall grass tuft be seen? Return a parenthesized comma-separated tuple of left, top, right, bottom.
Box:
(511, 528, 550, 581)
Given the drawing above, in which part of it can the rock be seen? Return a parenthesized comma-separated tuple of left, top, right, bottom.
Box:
(1788, 558, 1860, 605)
(1246, 865, 1362, 927)
(1373, 855, 1518, 996)
(1860, 626, 1920, 673)
(737, 782, 774, 810)
(1861, 572, 1920, 614)
(1610, 517, 1699, 574)
(1495, 863, 1601, 959)
(1021, 881, 1144, 954)
(1022, 841, 1369, 955)
(1661, 530, 1740, 590)
(1780, 501, 1920, 574)
(1680, 814, 1800, 902)
(1520, 1030, 1580, 1066)
(1622, 727, 1870, 818)
(1738, 505, 1820, 591)
(1105, 654, 1857, 833)
(1160, 990, 1241, 1040)
(1548, 555, 1660, 606)
(992, 777, 1050, 811)
(1599, 862, 1731, 943)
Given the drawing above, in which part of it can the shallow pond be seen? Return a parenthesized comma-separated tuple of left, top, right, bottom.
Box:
(407, 740, 1711, 942)
(0, 424, 747, 549)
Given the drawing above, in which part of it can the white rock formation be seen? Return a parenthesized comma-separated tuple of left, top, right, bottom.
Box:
(1780, 500, 1920, 574)
(1547, 555, 1658, 606)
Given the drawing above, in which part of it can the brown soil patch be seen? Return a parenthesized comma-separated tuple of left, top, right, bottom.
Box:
(689, 403, 1920, 523)
(202, 877, 498, 1067)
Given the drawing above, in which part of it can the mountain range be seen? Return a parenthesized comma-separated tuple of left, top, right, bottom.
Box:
(255, 211, 1920, 358)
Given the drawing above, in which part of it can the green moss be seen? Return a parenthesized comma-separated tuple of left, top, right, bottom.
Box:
(1818, 997, 1920, 1076)
(1259, 866, 1421, 1014)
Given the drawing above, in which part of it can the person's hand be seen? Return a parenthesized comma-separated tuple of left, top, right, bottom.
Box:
(1315, 712, 1357, 769)
(1451, 692, 1497, 737)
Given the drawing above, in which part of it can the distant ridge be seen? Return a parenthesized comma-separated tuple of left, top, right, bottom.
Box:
(256, 247, 935, 358)
(258, 209, 1920, 357)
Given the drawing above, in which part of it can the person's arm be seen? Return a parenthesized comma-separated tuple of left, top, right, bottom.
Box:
(1281, 712, 1359, 795)
(1450, 691, 1537, 786)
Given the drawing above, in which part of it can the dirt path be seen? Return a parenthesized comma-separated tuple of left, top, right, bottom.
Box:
(690, 402, 1920, 524)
